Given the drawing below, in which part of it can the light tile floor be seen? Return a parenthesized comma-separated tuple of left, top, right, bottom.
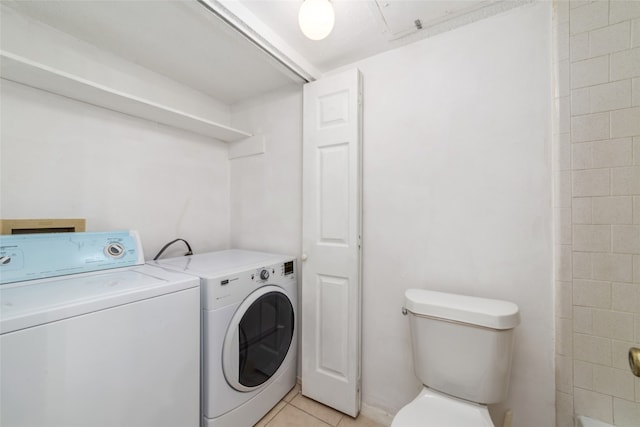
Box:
(255, 384, 386, 427)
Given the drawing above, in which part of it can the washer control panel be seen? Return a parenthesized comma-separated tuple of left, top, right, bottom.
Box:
(0, 231, 144, 285)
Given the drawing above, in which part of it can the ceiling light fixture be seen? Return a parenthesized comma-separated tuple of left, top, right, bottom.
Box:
(298, 0, 335, 41)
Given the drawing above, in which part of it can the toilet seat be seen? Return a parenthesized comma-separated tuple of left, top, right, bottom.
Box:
(391, 388, 494, 427)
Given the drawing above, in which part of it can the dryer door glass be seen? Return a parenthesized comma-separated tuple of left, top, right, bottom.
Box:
(238, 291, 294, 388)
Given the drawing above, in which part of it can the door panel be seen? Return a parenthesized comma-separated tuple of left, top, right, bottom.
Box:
(318, 274, 349, 377)
(318, 143, 350, 245)
(302, 68, 362, 417)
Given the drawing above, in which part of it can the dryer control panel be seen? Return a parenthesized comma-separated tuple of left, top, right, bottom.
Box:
(249, 260, 294, 283)
(203, 259, 296, 310)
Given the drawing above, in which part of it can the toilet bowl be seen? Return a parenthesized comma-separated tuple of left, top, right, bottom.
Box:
(391, 387, 493, 427)
(392, 289, 520, 427)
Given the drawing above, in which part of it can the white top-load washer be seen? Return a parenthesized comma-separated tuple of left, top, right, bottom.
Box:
(151, 249, 297, 427)
(0, 231, 201, 427)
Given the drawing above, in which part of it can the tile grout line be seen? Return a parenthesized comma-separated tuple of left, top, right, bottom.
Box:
(286, 400, 336, 427)
(286, 392, 345, 427)
(262, 401, 288, 427)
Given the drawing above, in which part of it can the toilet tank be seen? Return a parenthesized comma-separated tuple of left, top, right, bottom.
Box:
(404, 289, 520, 405)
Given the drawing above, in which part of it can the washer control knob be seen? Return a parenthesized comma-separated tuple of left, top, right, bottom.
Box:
(0, 256, 11, 265)
(260, 269, 270, 280)
(105, 243, 125, 258)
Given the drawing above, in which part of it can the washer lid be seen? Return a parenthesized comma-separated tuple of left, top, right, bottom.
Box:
(0, 265, 198, 334)
(404, 289, 520, 330)
(391, 389, 493, 427)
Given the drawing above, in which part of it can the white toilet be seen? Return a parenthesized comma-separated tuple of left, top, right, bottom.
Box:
(392, 289, 520, 427)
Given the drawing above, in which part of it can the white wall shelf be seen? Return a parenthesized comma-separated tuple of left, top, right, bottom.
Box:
(228, 135, 266, 159)
(0, 51, 253, 142)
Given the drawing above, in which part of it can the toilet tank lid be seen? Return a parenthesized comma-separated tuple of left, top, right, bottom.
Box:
(404, 289, 520, 330)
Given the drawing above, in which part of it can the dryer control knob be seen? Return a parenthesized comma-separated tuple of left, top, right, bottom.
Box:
(260, 269, 270, 280)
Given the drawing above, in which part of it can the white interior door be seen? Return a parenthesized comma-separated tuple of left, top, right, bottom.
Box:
(301, 68, 362, 417)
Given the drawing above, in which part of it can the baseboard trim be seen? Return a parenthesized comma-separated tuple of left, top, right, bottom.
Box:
(360, 402, 394, 427)
(296, 377, 394, 426)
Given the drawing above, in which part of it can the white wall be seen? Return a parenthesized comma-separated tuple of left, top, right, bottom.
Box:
(227, 4, 554, 425)
(1, 2, 556, 424)
(329, 2, 554, 426)
(0, 5, 235, 259)
(228, 3, 554, 425)
(229, 85, 303, 257)
(0, 80, 230, 259)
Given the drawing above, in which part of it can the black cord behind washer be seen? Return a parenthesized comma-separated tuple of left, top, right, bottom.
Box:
(152, 238, 193, 260)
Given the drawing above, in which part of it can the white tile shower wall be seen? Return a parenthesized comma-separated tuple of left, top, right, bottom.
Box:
(555, 1, 640, 426)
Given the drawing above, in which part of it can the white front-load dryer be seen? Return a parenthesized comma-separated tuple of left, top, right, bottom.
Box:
(152, 250, 297, 427)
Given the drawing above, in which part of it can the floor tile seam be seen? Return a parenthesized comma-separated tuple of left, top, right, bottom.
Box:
(262, 401, 288, 427)
(285, 391, 302, 403)
(287, 400, 344, 427)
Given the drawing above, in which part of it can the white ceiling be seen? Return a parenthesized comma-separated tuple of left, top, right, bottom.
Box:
(1, 0, 303, 104)
(235, 0, 530, 73)
(1, 0, 530, 104)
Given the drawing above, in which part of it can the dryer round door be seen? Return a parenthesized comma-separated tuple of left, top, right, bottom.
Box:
(222, 285, 295, 392)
